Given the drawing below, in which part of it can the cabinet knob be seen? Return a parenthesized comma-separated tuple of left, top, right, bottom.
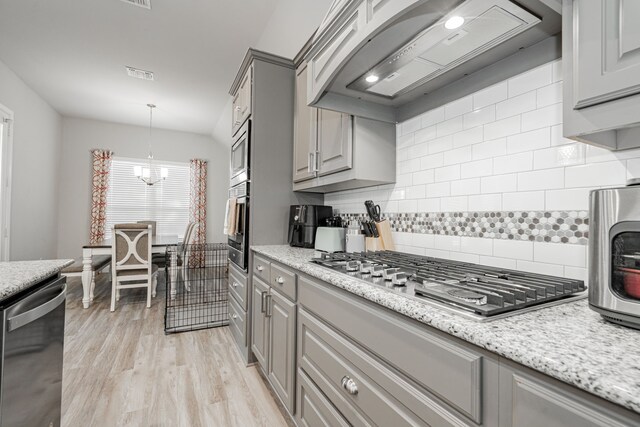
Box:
(256, 265, 264, 272)
(232, 282, 239, 288)
(275, 276, 284, 284)
(341, 376, 358, 395)
(232, 314, 238, 319)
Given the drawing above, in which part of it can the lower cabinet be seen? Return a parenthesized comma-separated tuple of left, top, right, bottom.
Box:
(251, 276, 270, 370)
(267, 289, 296, 412)
(249, 253, 640, 426)
(228, 264, 251, 364)
(250, 263, 297, 414)
(499, 362, 640, 427)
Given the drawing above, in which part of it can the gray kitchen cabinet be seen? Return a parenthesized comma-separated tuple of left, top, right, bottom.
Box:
(267, 288, 296, 412)
(293, 63, 317, 183)
(228, 263, 251, 364)
(564, 0, 640, 150)
(317, 109, 352, 176)
(232, 65, 252, 136)
(292, 115, 395, 193)
(297, 369, 350, 427)
(251, 275, 270, 371)
(250, 252, 298, 415)
(499, 361, 640, 427)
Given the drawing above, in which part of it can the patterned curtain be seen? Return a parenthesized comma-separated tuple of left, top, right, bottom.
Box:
(189, 159, 207, 267)
(89, 149, 113, 244)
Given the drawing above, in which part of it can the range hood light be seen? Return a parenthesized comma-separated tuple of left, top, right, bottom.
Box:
(444, 16, 465, 30)
(365, 74, 379, 83)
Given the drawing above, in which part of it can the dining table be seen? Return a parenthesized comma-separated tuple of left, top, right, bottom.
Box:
(81, 234, 180, 308)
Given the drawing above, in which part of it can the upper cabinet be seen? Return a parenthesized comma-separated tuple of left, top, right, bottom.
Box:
(563, 0, 640, 150)
(303, 0, 561, 124)
(231, 65, 252, 136)
(293, 57, 395, 193)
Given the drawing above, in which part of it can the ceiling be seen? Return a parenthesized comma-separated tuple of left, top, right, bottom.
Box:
(0, 0, 298, 136)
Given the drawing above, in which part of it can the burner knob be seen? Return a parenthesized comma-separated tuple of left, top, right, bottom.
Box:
(383, 268, 400, 280)
(371, 265, 384, 277)
(359, 262, 374, 274)
(346, 260, 361, 272)
(391, 272, 408, 286)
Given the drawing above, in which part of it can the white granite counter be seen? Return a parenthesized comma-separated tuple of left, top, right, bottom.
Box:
(252, 245, 640, 414)
(0, 259, 73, 301)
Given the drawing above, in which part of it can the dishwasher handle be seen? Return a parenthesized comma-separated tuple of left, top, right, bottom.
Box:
(7, 282, 66, 332)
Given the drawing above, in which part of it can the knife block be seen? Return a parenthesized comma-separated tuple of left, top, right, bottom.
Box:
(365, 237, 383, 252)
(375, 219, 395, 251)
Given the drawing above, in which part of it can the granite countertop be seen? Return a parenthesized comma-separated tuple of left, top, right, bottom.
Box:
(252, 245, 640, 414)
(0, 259, 74, 301)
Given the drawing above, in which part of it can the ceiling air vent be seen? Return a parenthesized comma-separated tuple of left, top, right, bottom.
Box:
(120, 0, 151, 10)
(126, 66, 154, 81)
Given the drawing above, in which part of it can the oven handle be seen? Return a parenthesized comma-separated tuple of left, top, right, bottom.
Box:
(7, 283, 67, 332)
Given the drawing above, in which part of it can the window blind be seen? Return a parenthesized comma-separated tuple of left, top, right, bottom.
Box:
(105, 157, 190, 240)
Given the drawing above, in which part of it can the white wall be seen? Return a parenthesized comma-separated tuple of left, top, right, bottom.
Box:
(326, 59, 640, 283)
(0, 59, 62, 261)
(57, 117, 229, 258)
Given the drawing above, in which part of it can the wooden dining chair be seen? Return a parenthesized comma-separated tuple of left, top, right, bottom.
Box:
(111, 223, 158, 312)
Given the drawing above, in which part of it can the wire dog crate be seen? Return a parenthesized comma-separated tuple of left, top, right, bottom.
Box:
(164, 243, 229, 333)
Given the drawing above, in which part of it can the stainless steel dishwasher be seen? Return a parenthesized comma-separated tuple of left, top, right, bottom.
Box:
(0, 276, 66, 427)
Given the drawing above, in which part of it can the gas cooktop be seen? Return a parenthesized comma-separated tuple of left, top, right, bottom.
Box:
(311, 251, 587, 321)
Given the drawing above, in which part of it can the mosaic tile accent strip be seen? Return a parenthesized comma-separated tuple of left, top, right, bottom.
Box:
(339, 211, 590, 245)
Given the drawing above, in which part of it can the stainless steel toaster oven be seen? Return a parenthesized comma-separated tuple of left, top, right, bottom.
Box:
(589, 180, 640, 329)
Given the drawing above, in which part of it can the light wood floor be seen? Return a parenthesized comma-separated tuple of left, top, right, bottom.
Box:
(62, 273, 288, 427)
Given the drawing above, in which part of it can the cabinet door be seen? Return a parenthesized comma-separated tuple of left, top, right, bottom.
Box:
(251, 276, 270, 371)
(317, 109, 352, 176)
(500, 365, 639, 427)
(267, 288, 296, 412)
(293, 64, 318, 183)
(573, 0, 640, 109)
(232, 66, 252, 136)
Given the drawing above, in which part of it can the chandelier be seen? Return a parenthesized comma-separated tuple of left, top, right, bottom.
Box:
(134, 103, 168, 186)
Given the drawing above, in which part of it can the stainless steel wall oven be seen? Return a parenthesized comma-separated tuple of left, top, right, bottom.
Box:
(228, 181, 249, 271)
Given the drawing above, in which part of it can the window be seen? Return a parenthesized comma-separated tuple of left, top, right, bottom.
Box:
(105, 157, 190, 240)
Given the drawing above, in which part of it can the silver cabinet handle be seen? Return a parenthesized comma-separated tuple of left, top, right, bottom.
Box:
(232, 314, 238, 319)
(260, 291, 267, 313)
(256, 265, 264, 272)
(275, 276, 284, 284)
(313, 150, 320, 172)
(308, 152, 314, 173)
(232, 282, 239, 288)
(234, 106, 242, 126)
(266, 294, 273, 317)
(341, 376, 358, 395)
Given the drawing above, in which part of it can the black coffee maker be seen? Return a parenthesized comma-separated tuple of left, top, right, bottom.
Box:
(288, 205, 333, 248)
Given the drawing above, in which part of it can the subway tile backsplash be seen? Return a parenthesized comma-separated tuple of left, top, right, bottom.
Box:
(325, 59, 640, 283)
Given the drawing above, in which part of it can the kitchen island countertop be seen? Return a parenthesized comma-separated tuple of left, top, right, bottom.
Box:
(252, 244, 640, 414)
(0, 259, 73, 302)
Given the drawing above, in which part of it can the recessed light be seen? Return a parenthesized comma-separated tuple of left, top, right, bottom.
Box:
(444, 16, 465, 30)
(365, 75, 379, 83)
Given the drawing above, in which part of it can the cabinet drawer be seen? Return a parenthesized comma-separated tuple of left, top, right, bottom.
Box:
(229, 264, 248, 310)
(299, 276, 483, 423)
(299, 308, 473, 427)
(297, 368, 349, 427)
(270, 263, 297, 301)
(228, 294, 247, 349)
(253, 254, 271, 283)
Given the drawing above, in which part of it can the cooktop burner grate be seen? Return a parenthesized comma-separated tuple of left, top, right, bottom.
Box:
(311, 251, 586, 320)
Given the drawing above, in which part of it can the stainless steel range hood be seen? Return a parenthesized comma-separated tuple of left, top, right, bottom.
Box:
(306, 0, 561, 123)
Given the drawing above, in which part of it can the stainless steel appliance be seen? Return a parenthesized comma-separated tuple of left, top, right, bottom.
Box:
(288, 205, 332, 248)
(312, 251, 586, 321)
(589, 180, 640, 329)
(230, 120, 250, 187)
(228, 182, 249, 270)
(0, 275, 66, 427)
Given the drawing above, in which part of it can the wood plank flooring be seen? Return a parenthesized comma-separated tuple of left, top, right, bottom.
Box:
(62, 273, 288, 427)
